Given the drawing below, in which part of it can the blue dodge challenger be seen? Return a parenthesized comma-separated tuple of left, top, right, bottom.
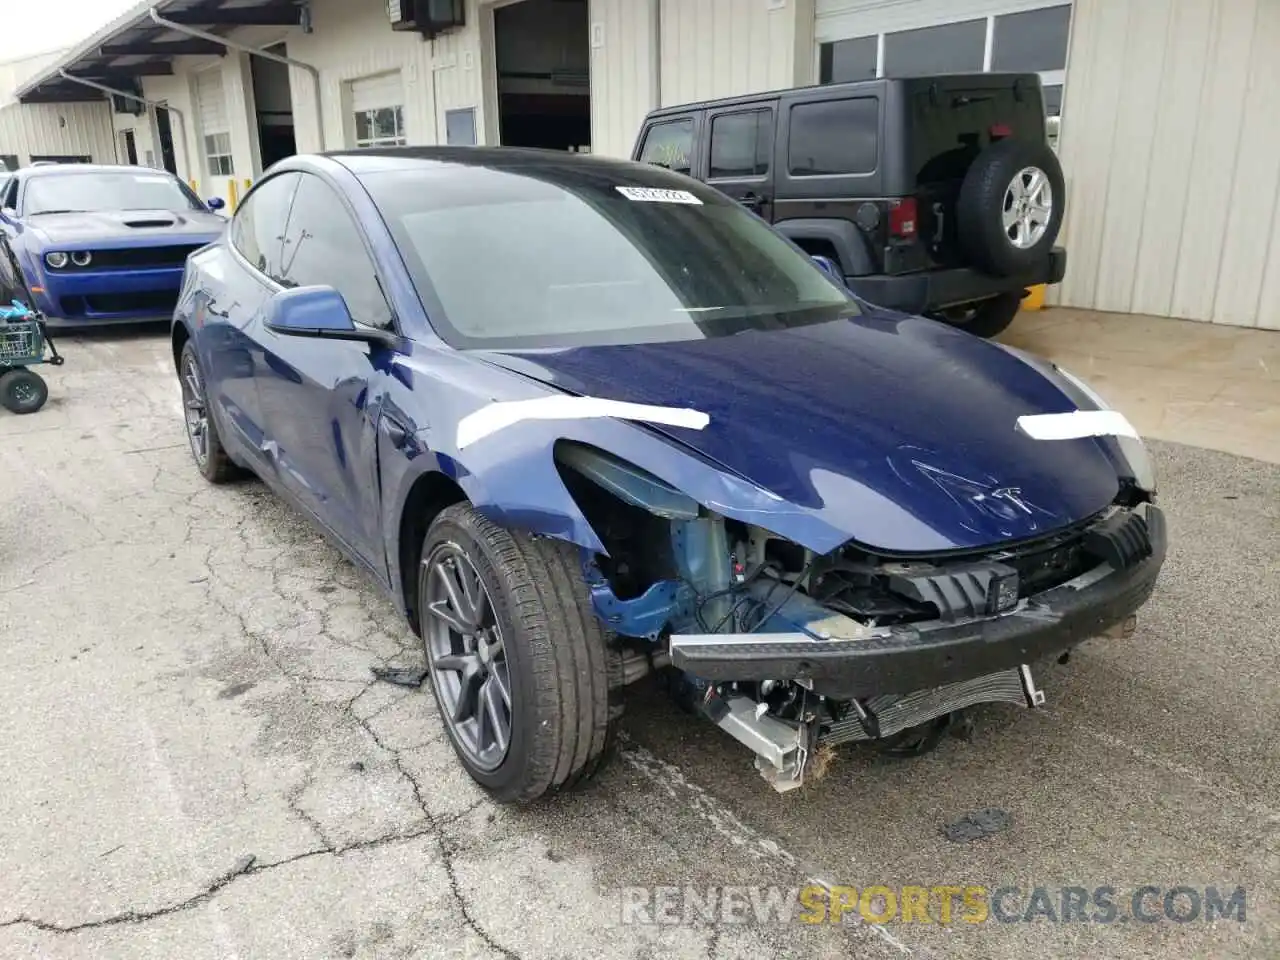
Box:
(0, 163, 226, 327)
(172, 147, 1166, 801)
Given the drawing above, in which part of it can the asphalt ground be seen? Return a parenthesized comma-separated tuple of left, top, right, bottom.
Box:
(0, 327, 1276, 959)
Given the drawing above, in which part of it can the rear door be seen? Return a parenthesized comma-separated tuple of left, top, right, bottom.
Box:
(198, 171, 299, 461)
(893, 74, 1048, 268)
(702, 102, 777, 220)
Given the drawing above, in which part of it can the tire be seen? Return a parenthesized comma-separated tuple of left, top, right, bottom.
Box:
(418, 503, 623, 803)
(931, 292, 1023, 339)
(0, 367, 48, 414)
(956, 139, 1066, 277)
(178, 341, 239, 483)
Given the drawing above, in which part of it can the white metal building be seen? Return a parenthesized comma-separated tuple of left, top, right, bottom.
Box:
(11, 0, 1280, 330)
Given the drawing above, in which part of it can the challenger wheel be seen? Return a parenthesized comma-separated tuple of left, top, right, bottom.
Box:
(418, 503, 623, 803)
(0, 368, 48, 414)
(957, 139, 1065, 277)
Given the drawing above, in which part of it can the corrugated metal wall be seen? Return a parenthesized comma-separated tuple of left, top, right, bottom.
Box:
(1056, 0, 1280, 328)
(285, 0, 484, 156)
(659, 0, 814, 106)
(589, 0, 657, 158)
(0, 101, 116, 166)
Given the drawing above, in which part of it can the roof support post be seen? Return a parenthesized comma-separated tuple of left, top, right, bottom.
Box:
(148, 7, 327, 153)
(56, 69, 191, 179)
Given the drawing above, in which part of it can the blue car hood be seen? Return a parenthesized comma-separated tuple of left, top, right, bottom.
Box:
(26, 209, 225, 246)
(480, 314, 1122, 553)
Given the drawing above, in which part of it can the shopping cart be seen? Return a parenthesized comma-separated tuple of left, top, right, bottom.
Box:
(0, 301, 63, 415)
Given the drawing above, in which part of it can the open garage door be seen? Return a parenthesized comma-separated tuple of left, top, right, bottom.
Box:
(493, 0, 590, 152)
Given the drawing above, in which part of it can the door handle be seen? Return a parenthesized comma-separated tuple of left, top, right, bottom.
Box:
(382, 417, 409, 448)
(739, 192, 763, 210)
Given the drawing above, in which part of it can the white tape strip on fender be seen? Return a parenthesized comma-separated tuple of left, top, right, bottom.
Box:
(1017, 409, 1140, 441)
(456, 396, 711, 449)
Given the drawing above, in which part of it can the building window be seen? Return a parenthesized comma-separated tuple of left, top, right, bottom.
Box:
(788, 99, 877, 177)
(991, 5, 1072, 73)
(709, 110, 772, 180)
(883, 18, 987, 76)
(204, 132, 234, 176)
(820, 35, 877, 84)
(354, 106, 407, 148)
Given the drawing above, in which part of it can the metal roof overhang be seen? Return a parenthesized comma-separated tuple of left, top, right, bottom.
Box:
(16, 0, 305, 104)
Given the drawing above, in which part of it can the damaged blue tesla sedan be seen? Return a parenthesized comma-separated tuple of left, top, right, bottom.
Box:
(172, 147, 1166, 801)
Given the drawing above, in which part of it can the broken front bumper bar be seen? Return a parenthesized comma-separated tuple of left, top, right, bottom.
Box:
(670, 505, 1167, 699)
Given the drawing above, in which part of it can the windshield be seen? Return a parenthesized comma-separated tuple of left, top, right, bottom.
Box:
(23, 170, 202, 216)
(362, 163, 856, 349)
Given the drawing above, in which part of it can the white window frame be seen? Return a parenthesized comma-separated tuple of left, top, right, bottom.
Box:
(352, 104, 408, 148)
(204, 132, 234, 176)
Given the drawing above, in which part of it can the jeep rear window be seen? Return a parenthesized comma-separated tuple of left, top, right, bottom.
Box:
(788, 98, 877, 177)
(638, 119, 694, 175)
(908, 84, 1046, 182)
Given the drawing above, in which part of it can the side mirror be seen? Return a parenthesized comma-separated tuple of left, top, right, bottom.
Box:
(811, 254, 842, 283)
(264, 285, 396, 346)
(206, 196, 226, 211)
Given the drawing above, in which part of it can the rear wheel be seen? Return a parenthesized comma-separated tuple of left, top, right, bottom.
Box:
(931, 292, 1023, 339)
(419, 503, 623, 803)
(0, 367, 48, 414)
(179, 341, 239, 483)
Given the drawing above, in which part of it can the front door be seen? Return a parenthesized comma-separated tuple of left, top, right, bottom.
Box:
(254, 171, 395, 575)
(204, 171, 299, 462)
(702, 104, 777, 221)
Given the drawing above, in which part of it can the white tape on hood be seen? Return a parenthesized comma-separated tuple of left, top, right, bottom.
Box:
(456, 396, 711, 449)
(1017, 409, 1140, 441)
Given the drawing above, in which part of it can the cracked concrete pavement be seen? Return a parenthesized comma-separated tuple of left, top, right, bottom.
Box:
(0, 327, 1276, 959)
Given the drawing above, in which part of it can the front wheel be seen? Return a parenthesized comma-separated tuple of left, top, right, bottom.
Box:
(418, 503, 623, 803)
(0, 367, 48, 414)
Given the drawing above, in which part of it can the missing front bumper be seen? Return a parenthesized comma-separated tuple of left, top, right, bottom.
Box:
(670, 505, 1166, 699)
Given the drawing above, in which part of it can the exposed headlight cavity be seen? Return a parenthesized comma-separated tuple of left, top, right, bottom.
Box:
(44, 251, 68, 269)
(1056, 366, 1157, 494)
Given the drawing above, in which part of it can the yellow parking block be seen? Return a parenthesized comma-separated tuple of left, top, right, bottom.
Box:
(1022, 284, 1046, 311)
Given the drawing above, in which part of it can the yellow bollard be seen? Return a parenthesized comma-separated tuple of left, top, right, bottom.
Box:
(1021, 284, 1046, 311)
(228, 177, 239, 211)
(188, 178, 199, 194)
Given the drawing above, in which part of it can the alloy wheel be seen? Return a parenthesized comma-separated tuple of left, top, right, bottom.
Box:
(423, 543, 512, 771)
(180, 354, 209, 467)
(1002, 166, 1053, 250)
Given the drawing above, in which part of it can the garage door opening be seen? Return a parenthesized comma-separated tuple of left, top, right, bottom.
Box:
(252, 44, 296, 169)
(493, 0, 590, 152)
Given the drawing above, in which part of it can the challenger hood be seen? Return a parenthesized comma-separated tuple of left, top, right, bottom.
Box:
(25, 210, 225, 245)
(480, 313, 1124, 553)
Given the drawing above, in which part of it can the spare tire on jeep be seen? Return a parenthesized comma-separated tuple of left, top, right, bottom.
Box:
(956, 139, 1065, 277)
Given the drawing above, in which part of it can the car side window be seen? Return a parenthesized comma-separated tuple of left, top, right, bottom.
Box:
(709, 109, 773, 179)
(788, 98, 878, 177)
(638, 118, 694, 175)
(231, 173, 299, 281)
(279, 174, 392, 329)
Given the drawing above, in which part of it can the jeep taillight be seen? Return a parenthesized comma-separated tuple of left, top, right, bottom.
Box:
(888, 198, 918, 240)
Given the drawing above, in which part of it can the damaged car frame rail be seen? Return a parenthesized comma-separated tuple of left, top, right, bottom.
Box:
(571, 444, 1166, 792)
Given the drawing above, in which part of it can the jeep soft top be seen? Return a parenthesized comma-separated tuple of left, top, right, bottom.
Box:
(633, 73, 1067, 337)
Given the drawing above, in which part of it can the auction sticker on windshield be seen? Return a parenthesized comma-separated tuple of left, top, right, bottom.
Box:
(616, 186, 702, 204)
